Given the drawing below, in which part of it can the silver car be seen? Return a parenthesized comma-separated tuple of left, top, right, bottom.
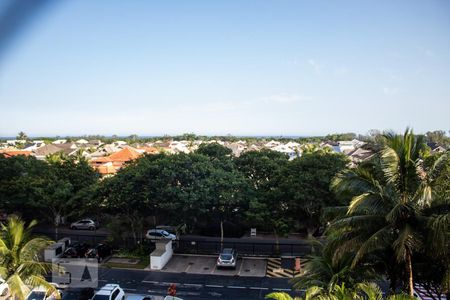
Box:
(217, 248, 237, 269)
(70, 219, 97, 230)
(145, 229, 176, 240)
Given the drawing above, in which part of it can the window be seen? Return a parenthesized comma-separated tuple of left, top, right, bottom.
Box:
(111, 289, 119, 300)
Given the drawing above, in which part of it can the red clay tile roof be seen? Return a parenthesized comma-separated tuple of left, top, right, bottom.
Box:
(108, 147, 141, 161)
(0, 150, 32, 157)
(90, 147, 142, 175)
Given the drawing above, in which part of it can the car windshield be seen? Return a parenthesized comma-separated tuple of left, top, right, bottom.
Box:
(161, 231, 170, 236)
(27, 291, 46, 300)
(220, 254, 232, 260)
(92, 295, 110, 300)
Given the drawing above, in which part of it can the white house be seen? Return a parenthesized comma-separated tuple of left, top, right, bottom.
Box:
(52, 139, 67, 144)
(264, 140, 281, 148)
(272, 144, 298, 160)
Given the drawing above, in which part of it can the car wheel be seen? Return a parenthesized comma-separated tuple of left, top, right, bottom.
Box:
(70, 226, 77, 230)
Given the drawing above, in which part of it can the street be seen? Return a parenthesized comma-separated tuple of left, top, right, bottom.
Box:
(96, 267, 301, 299)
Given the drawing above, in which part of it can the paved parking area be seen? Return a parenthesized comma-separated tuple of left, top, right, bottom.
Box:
(159, 254, 266, 277)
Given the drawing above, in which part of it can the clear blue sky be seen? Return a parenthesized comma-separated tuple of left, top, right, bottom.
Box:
(1, 0, 449, 137)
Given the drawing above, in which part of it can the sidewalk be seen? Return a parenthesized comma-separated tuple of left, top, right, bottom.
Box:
(179, 234, 311, 245)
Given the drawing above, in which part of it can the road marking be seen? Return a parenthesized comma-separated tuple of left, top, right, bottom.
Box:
(184, 263, 192, 273)
(211, 262, 217, 274)
(142, 280, 159, 284)
(183, 283, 203, 288)
(250, 287, 269, 290)
(227, 286, 246, 289)
(273, 288, 292, 291)
(237, 258, 245, 276)
(160, 282, 174, 286)
(205, 284, 224, 288)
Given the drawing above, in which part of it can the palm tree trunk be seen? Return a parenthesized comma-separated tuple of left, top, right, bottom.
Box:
(406, 251, 414, 297)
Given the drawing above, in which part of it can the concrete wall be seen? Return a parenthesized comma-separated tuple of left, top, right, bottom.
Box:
(150, 240, 173, 270)
(44, 242, 64, 262)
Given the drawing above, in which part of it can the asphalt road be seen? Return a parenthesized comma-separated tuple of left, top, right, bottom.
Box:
(35, 226, 312, 256)
(96, 267, 301, 300)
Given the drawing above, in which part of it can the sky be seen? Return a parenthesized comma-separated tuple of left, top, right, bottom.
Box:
(0, 0, 449, 137)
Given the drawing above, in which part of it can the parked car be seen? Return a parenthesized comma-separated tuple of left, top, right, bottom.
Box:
(0, 277, 9, 297)
(61, 288, 95, 300)
(26, 284, 61, 300)
(62, 242, 90, 258)
(70, 219, 98, 230)
(126, 295, 154, 300)
(92, 284, 125, 300)
(85, 243, 112, 262)
(145, 229, 176, 240)
(216, 248, 237, 269)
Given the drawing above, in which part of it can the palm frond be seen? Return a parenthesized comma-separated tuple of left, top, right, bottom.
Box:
(304, 286, 324, 300)
(352, 226, 392, 267)
(355, 282, 383, 300)
(425, 213, 450, 256)
(6, 274, 30, 300)
(392, 224, 421, 262)
(380, 147, 400, 188)
(265, 292, 296, 300)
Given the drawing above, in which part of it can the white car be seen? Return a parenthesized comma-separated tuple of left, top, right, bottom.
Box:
(145, 229, 176, 240)
(92, 284, 125, 300)
(70, 219, 97, 230)
(0, 277, 9, 297)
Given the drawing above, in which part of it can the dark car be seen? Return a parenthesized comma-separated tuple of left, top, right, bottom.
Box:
(62, 242, 90, 258)
(61, 288, 95, 300)
(61, 247, 79, 258)
(85, 243, 112, 262)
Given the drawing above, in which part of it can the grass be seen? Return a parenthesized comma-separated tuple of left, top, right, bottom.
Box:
(103, 247, 151, 269)
(103, 255, 150, 269)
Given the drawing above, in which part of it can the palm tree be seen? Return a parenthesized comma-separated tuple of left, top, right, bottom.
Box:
(290, 240, 375, 291)
(266, 286, 323, 300)
(330, 129, 448, 296)
(0, 215, 55, 300)
(266, 283, 413, 300)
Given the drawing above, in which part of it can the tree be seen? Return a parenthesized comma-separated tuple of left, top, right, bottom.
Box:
(0, 155, 99, 239)
(16, 131, 28, 141)
(0, 216, 55, 300)
(33, 157, 99, 240)
(236, 150, 291, 250)
(279, 152, 348, 237)
(206, 162, 250, 246)
(325, 133, 357, 141)
(330, 129, 449, 296)
(196, 143, 232, 159)
(425, 130, 448, 146)
(0, 155, 48, 218)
